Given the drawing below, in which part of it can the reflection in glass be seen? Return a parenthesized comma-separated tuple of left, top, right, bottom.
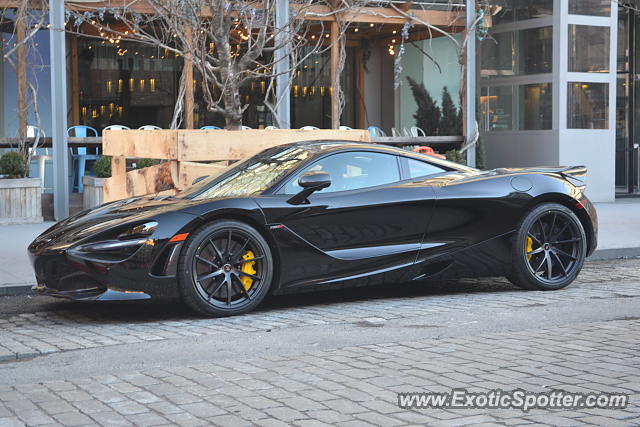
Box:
(481, 27, 552, 78)
(491, 0, 553, 26)
(479, 86, 513, 131)
(568, 82, 609, 129)
(568, 25, 610, 73)
(569, 0, 611, 17)
(519, 83, 552, 130)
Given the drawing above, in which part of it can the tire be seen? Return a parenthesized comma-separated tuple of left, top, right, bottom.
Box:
(178, 220, 274, 317)
(507, 203, 586, 291)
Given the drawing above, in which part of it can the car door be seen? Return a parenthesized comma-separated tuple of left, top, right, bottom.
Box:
(254, 150, 438, 290)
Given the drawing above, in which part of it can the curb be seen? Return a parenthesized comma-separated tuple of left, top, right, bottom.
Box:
(0, 249, 637, 298)
(0, 284, 33, 297)
(587, 247, 640, 261)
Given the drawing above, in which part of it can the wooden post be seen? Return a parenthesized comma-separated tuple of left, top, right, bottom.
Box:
(70, 35, 80, 126)
(330, 19, 340, 129)
(184, 27, 194, 129)
(355, 45, 366, 129)
(16, 16, 27, 139)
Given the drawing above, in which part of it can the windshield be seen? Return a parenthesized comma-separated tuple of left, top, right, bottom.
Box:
(176, 146, 313, 200)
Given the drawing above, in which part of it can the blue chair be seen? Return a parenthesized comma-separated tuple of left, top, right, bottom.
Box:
(368, 126, 385, 137)
(200, 125, 221, 130)
(68, 125, 99, 193)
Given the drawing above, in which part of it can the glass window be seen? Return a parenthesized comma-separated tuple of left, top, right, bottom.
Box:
(282, 152, 400, 194)
(568, 25, 610, 73)
(569, 0, 611, 17)
(77, 39, 181, 130)
(518, 83, 552, 130)
(568, 82, 609, 129)
(406, 158, 446, 178)
(479, 86, 513, 131)
(481, 27, 552, 78)
(492, 0, 553, 26)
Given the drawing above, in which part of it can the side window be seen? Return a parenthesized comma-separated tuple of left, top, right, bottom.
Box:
(282, 152, 401, 194)
(406, 158, 446, 179)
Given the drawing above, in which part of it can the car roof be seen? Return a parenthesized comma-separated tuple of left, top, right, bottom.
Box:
(282, 140, 476, 173)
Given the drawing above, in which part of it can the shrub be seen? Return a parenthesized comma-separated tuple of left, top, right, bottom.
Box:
(135, 158, 160, 169)
(445, 149, 466, 165)
(0, 151, 27, 178)
(93, 155, 112, 178)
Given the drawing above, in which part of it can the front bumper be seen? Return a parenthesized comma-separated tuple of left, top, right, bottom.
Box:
(28, 239, 184, 302)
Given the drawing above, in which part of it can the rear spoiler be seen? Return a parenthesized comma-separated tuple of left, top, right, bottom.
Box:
(559, 166, 587, 182)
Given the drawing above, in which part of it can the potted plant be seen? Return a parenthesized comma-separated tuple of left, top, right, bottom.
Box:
(0, 151, 43, 224)
(82, 155, 110, 209)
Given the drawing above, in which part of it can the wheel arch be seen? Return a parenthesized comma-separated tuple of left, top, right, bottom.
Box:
(524, 193, 595, 255)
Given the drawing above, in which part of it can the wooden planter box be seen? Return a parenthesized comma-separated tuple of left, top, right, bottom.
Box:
(102, 129, 371, 203)
(0, 178, 43, 225)
(82, 176, 104, 210)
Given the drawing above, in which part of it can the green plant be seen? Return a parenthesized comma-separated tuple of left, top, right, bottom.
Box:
(407, 76, 440, 136)
(439, 86, 462, 136)
(135, 158, 160, 169)
(0, 151, 27, 178)
(445, 149, 467, 165)
(93, 155, 112, 178)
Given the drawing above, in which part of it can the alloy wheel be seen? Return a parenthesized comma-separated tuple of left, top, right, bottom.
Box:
(524, 210, 585, 285)
(191, 228, 266, 309)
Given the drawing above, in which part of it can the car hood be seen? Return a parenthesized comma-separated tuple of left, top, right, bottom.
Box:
(31, 196, 199, 251)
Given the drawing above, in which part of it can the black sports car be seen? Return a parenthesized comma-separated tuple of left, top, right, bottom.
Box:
(29, 141, 598, 316)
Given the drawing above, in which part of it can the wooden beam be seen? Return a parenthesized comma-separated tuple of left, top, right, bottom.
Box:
(296, 5, 465, 26)
(70, 35, 80, 126)
(330, 9, 340, 129)
(16, 16, 26, 140)
(183, 26, 194, 129)
(355, 45, 366, 129)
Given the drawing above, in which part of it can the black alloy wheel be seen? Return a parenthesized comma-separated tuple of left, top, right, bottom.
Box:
(178, 220, 274, 316)
(508, 203, 586, 291)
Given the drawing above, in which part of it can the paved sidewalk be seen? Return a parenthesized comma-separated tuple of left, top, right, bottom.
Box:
(1, 200, 639, 292)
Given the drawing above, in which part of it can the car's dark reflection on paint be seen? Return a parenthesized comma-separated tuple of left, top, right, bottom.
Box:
(28, 141, 598, 317)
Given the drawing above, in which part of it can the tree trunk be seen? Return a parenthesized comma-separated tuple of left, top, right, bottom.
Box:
(222, 79, 243, 130)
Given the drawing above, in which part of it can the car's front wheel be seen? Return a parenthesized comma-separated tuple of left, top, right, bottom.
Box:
(178, 220, 274, 317)
(507, 203, 587, 291)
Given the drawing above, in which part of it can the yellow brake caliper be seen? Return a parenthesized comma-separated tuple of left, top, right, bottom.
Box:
(526, 236, 534, 261)
(240, 251, 257, 290)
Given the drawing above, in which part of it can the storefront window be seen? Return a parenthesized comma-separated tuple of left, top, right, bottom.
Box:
(481, 27, 552, 78)
(519, 83, 552, 130)
(568, 25, 610, 73)
(77, 39, 181, 131)
(480, 86, 513, 131)
(491, 0, 553, 26)
(569, 0, 611, 17)
(568, 82, 609, 129)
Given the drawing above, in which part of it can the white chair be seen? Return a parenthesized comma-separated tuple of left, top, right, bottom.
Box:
(265, 125, 279, 130)
(410, 126, 426, 137)
(138, 125, 162, 130)
(339, 125, 353, 130)
(103, 125, 131, 131)
(241, 125, 252, 130)
(300, 126, 320, 130)
(26, 125, 51, 191)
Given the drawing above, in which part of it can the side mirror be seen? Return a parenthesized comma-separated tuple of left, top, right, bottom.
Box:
(192, 175, 209, 185)
(287, 171, 331, 205)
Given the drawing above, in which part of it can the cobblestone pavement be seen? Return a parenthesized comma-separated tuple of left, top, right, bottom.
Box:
(0, 258, 638, 426)
(0, 258, 638, 362)
(0, 319, 639, 426)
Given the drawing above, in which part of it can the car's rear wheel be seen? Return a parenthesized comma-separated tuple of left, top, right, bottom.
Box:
(178, 220, 273, 317)
(507, 203, 586, 291)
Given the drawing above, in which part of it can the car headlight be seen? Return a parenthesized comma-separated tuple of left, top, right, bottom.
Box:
(68, 221, 158, 261)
